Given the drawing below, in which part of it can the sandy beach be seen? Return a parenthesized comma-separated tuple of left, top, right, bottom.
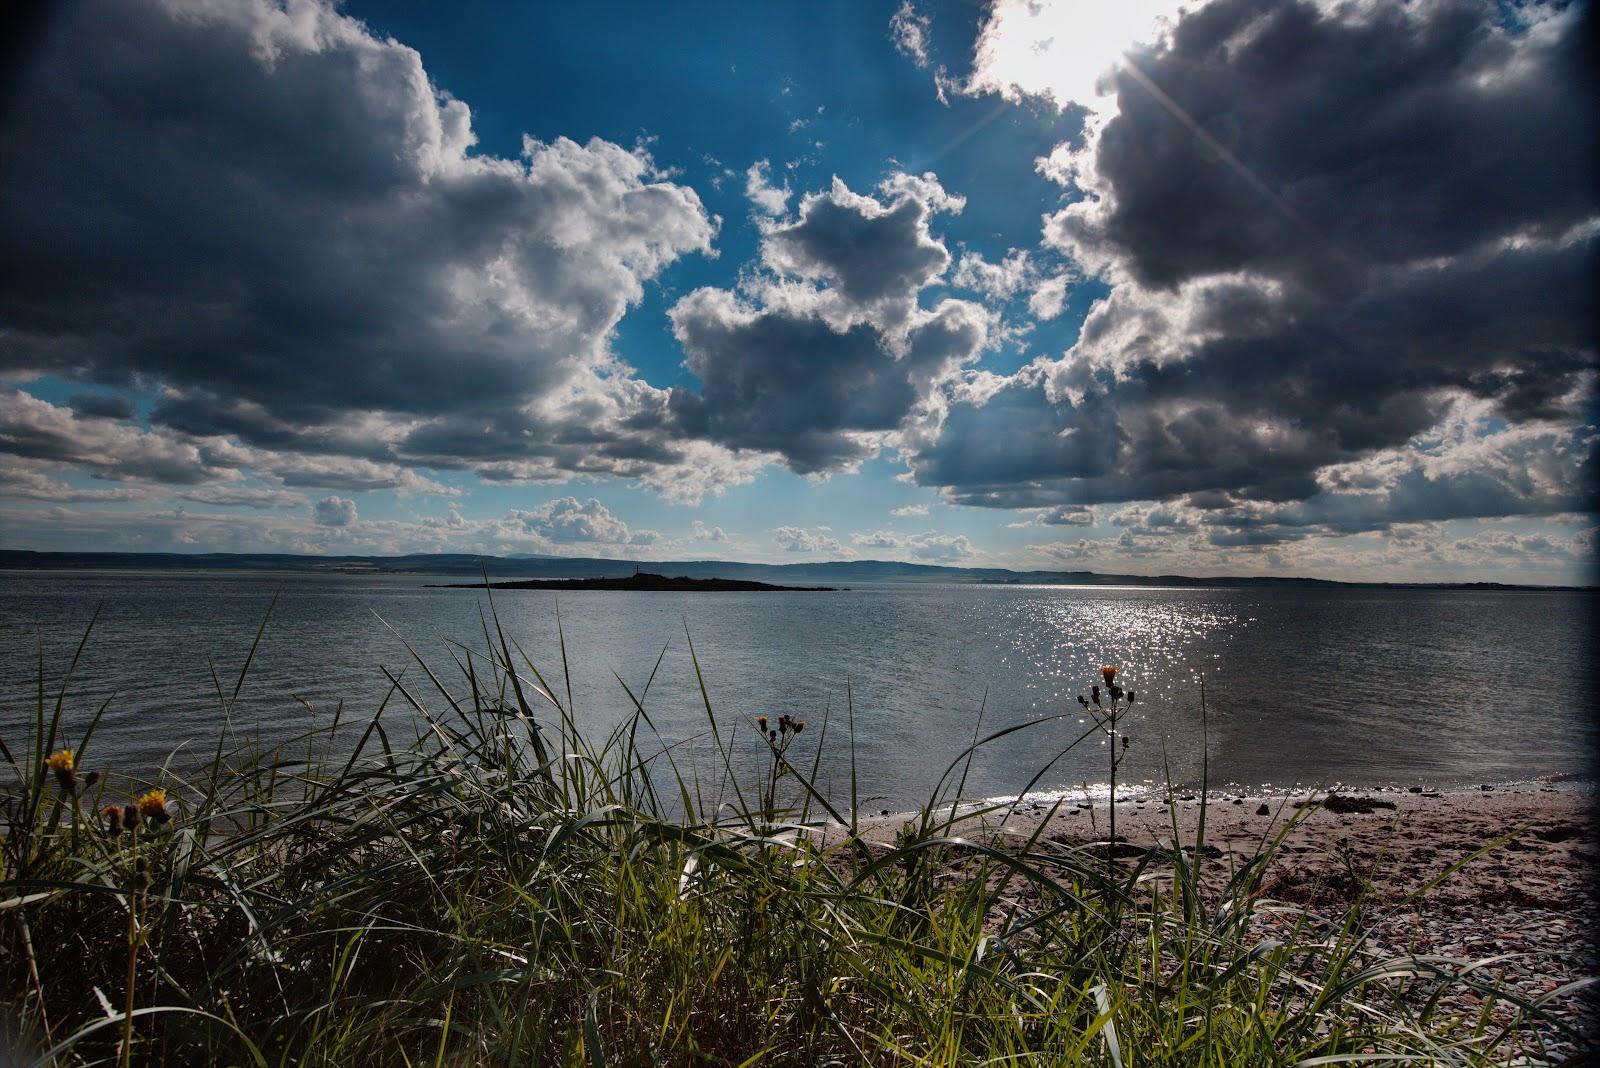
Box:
(852, 781, 1599, 1061)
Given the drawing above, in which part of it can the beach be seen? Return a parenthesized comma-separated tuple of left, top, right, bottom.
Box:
(856, 781, 1599, 1060)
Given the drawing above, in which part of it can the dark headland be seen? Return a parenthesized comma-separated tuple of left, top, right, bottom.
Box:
(429, 571, 837, 593)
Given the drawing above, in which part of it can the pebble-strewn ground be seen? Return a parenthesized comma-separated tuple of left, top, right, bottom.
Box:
(855, 782, 1599, 1064)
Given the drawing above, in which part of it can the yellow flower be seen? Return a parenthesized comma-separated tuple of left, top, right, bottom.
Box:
(137, 788, 170, 823)
(45, 748, 79, 793)
(1100, 664, 1119, 685)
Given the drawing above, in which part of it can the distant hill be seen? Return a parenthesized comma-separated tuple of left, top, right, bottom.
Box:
(432, 572, 836, 593)
(0, 549, 1590, 592)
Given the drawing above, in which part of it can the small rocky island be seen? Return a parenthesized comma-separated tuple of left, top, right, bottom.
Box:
(431, 571, 837, 592)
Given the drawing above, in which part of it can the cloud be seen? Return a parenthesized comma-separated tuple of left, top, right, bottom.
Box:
(0, 459, 151, 503)
(772, 526, 843, 554)
(890, 503, 929, 517)
(1027, 506, 1095, 527)
(961, 0, 1184, 115)
(1111, 504, 1195, 532)
(851, 529, 899, 549)
(1026, 275, 1070, 321)
(910, 0, 1596, 537)
(505, 496, 655, 545)
(0, 501, 705, 561)
(0, 0, 735, 501)
(759, 175, 963, 311)
(889, 1, 934, 69)
(178, 487, 308, 510)
(850, 528, 975, 561)
(744, 160, 790, 216)
(951, 249, 1036, 301)
(667, 173, 989, 473)
(68, 393, 136, 420)
(312, 496, 357, 527)
(0, 389, 236, 485)
(691, 519, 729, 542)
(268, 456, 456, 496)
(951, 248, 1075, 326)
(670, 289, 987, 473)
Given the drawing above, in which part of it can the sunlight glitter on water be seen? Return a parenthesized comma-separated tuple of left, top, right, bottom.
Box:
(1, 572, 1593, 808)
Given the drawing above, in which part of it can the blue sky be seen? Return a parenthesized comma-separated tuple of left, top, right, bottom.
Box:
(0, 0, 1594, 583)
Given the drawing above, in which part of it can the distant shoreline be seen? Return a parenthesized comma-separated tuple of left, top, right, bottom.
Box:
(428, 572, 837, 593)
(1, 550, 1592, 592)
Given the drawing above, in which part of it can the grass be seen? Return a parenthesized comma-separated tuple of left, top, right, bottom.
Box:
(1, 604, 1590, 1066)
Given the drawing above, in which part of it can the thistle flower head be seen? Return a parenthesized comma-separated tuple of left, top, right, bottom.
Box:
(1100, 664, 1118, 685)
(45, 749, 79, 793)
(756, 715, 768, 731)
(137, 788, 171, 824)
(100, 805, 124, 835)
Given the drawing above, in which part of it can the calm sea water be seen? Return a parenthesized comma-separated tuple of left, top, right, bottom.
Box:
(1, 570, 1594, 808)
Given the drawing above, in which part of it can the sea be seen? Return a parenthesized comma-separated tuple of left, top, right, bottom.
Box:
(1, 569, 1594, 810)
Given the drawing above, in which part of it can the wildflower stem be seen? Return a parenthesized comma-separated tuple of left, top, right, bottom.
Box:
(1108, 699, 1117, 881)
(120, 837, 139, 1068)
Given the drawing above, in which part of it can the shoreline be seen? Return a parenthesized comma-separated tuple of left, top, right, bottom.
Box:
(843, 779, 1599, 1059)
(847, 776, 1595, 828)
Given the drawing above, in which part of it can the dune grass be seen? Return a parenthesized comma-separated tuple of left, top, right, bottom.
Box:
(1, 604, 1588, 1066)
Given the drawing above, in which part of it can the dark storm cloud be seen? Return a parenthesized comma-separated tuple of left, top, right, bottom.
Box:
(670, 290, 986, 472)
(665, 174, 988, 473)
(762, 177, 955, 308)
(68, 393, 136, 420)
(0, 0, 714, 481)
(912, 0, 1596, 532)
(0, 389, 228, 484)
(1058, 0, 1595, 288)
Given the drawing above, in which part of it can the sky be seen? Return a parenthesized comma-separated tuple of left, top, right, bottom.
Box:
(0, 0, 1595, 584)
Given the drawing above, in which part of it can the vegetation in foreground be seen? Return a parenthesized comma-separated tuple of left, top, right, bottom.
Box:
(1, 606, 1590, 1066)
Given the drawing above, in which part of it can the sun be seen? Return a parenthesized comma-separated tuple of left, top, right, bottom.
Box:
(967, 0, 1186, 115)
